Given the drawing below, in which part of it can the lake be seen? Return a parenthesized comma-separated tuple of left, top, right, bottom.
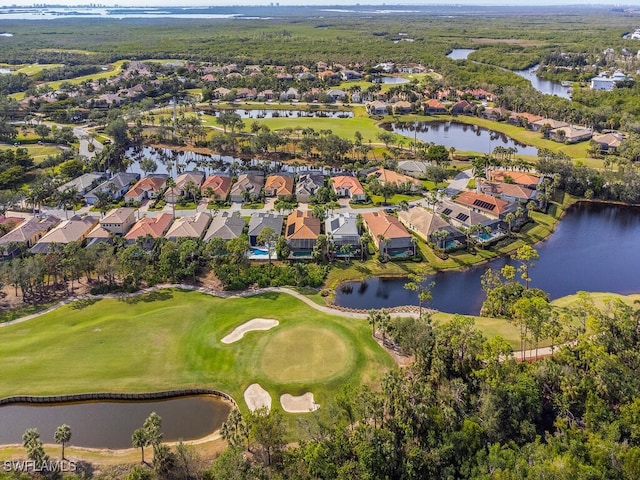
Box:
(446, 48, 477, 60)
(0, 395, 231, 449)
(374, 76, 410, 84)
(513, 65, 572, 99)
(385, 120, 538, 156)
(446, 50, 570, 99)
(334, 202, 640, 315)
(124, 146, 354, 177)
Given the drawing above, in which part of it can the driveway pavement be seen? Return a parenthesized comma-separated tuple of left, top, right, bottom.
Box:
(446, 168, 473, 195)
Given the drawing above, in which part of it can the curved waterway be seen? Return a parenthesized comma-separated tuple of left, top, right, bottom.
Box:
(335, 203, 640, 315)
(0, 395, 231, 449)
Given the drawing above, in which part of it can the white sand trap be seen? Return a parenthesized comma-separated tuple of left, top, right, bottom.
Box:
(280, 392, 320, 413)
(221, 318, 279, 344)
(244, 383, 272, 412)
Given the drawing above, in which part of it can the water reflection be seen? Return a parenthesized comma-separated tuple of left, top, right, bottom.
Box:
(386, 121, 538, 156)
(0, 396, 231, 449)
(335, 203, 640, 315)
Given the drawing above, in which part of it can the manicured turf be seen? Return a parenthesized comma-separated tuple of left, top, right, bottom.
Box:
(259, 326, 352, 383)
(0, 289, 394, 413)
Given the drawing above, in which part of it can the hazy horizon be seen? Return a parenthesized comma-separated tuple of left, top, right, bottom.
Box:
(0, 0, 634, 7)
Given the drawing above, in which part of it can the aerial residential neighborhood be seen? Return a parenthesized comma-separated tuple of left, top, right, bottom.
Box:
(0, 4, 639, 480)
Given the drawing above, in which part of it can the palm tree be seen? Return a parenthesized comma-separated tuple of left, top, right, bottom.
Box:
(132, 428, 149, 464)
(54, 424, 71, 460)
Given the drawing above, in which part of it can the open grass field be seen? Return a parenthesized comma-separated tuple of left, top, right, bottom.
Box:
(0, 143, 63, 163)
(0, 289, 394, 415)
(9, 60, 127, 100)
(0, 63, 63, 75)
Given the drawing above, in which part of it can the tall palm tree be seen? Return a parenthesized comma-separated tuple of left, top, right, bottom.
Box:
(54, 424, 71, 460)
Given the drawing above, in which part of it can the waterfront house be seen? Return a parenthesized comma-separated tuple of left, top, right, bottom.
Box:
(331, 176, 366, 201)
(486, 170, 542, 190)
(453, 191, 511, 219)
(124, 175, 167, 204)
(450, 99, 474, 115)
(165, 172, 205, 204)
(264, 174, 295, 198)
(423, 99, 447, 115)
(84, 172, 140, 205)
(200, 174, 233, 201)
(229, 173, 264, 203)
(361, 211, 413, 257)
(57, 172, 106, 197)
(478, 180, 538, 204)
(398, 206, 465, 250)
(295, 172, 325, 203)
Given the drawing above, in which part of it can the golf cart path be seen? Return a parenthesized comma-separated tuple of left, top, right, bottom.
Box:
(0, 283, 421, 329)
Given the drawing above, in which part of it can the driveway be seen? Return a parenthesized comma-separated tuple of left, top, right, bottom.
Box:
(446, 168, 473, 196)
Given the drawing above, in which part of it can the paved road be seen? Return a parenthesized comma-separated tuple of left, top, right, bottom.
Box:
(73, 126, 103, 159)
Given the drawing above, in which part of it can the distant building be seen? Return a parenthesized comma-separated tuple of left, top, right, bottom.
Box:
(590, 71, 628, 91)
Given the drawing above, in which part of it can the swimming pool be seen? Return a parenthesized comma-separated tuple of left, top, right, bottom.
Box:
(250, 247, 269, 256)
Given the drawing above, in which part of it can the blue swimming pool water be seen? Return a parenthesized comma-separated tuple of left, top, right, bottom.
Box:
(250, 247, 269, 256)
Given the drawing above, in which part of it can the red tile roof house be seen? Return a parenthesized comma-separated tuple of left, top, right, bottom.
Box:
(200, 174, 233, 202)
(124, 213, 174, 248)
(331, 176, 366, 202)
(264, 174, 295, 198)
(487, 170, 542, 190)
(367, 168, 422, 192)
(362, 211, 414, 259)
(165, 172, 205, 204)
(422, 99, 447, 115)
(285, 210, 321, 258)
(124, 176, 167, 205)
(453, 191, 521, 222)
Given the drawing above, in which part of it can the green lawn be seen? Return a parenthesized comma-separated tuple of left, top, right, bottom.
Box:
(0, 289, 394, 415)
(9, 60, 127, 100)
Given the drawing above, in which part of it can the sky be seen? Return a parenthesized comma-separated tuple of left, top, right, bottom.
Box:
(0, 0, 635, 6)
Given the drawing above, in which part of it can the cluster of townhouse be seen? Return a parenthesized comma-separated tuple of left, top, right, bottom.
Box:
(0, 206, 411, 261)
(0, 164, 545, 260)
(59, 166, 424, 209)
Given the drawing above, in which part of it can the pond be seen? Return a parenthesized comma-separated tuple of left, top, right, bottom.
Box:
(385, 121, 538, 156)
(446, 48, 477, 60)
(374, 76, 410, 84)
(334, 202, 640, 315)
(124, 146, 354, 177)
(0, 395, 231, 449)
(514, 65, 571, 99)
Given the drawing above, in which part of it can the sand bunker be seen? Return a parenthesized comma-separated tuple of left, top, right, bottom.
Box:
(221, 318, 279, 344)
(244, 383, 272, 412)
(280, 392, 320, 413)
